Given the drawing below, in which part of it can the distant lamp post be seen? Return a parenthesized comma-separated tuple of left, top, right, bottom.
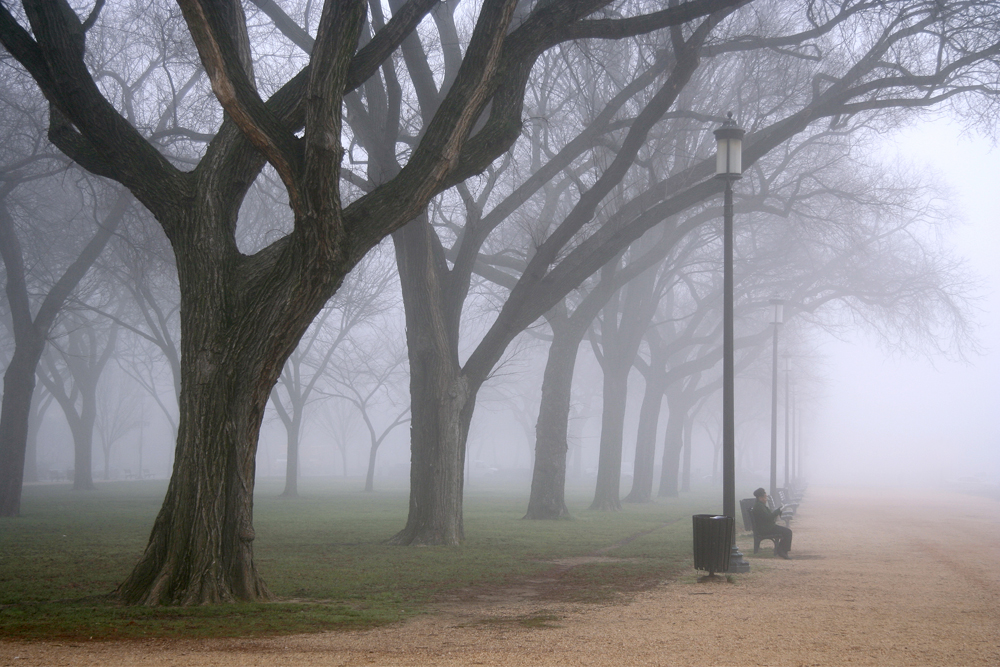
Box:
(791, 387, 798, 485)
(715, 113, 749, 574)
(768, 298, 784, 501)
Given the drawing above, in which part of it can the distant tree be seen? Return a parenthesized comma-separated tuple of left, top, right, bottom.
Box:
(94, 366, 142, 480)
(325, 333, 409, 493)
(313, 398, 361, 479)
(0, 156, 128, 508)
(99, 212, 182, 436)
(37, 311, 120, 490)
(268, 250, 397, 497)
(22, 383, 54, 482)
(586, 252, 663, 511)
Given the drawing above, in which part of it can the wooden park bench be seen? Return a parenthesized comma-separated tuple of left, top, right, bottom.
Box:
(739, 498, 783, 555)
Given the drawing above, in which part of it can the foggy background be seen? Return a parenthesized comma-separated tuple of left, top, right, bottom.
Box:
(21, 124, 999, 498)
(812, 121, 1000, 489)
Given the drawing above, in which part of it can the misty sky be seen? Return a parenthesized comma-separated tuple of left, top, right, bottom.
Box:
(811, 118, 1000, 486)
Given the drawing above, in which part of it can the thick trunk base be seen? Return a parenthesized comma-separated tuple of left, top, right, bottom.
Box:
(389, 374, 470, 546)
(116, 422, 273, 605)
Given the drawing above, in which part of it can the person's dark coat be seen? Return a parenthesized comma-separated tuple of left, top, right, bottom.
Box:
(752, 498, 782, 533)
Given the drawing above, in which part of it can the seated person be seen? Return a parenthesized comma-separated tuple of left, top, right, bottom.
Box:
(751, 487, 793, 559)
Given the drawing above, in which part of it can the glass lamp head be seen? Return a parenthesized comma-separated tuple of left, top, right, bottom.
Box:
(714, 112, 745, 178)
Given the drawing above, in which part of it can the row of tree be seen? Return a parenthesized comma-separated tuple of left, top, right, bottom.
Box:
(1, 0, 994, 605)
(0, 134, 408, 492)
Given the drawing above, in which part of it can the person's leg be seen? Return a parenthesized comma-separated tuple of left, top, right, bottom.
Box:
(776, 525, 792, 556)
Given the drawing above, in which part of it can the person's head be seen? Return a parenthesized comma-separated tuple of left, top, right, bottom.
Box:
(753, 487, 767, 501)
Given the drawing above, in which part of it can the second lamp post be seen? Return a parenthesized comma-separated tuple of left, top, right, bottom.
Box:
(768, 298, 784, 500)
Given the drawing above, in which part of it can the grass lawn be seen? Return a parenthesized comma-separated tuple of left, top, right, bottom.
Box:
(0, 477, 720, 640)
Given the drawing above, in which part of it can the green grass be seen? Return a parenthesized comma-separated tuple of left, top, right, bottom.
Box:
(0, 478, 717, 640)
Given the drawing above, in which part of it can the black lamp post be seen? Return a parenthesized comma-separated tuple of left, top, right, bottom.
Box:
(714, 112, 749, 574)
(783, 355, 791, 489)
(768, 298, 784, 500)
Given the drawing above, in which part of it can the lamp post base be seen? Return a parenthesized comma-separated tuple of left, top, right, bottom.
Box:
(727, 545, 751, 573)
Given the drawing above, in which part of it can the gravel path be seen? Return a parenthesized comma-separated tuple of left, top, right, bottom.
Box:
(3, 486, 998, 666)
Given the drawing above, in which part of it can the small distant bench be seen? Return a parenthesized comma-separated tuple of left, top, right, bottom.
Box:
(739, 498, 784, 555)
(776, 488, 800, 516)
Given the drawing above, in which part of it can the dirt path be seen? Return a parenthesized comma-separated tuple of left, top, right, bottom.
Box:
(3, 486, 999, 666)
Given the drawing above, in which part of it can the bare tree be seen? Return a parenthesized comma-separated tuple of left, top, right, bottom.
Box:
(1, 0, 997, 604)
(325, 335, 409, 493)
(38, 303, 123, 490)
(0, 148, 128, 508)
(94, 366, 142, 480)
(268, 250, 395, 496)
(1, 0, 746, 603)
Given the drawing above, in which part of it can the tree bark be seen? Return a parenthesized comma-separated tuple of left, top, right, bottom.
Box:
(0, 342, 45, 513)
(623, 371, 666, 503)
(281, 415, 301, 497)
(117, 372, 275, 604)
(524, 313, 585, 519)
(590, 362, 630, 511)
(389, 216, 474, 545)
(657, 387, 687, 498)
(23, 391, 50, 484)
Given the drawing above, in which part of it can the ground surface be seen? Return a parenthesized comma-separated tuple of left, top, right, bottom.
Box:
(3, 486, 998, 666)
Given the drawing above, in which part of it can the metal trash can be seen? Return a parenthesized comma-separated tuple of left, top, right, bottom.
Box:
(692, 514, 734, 575)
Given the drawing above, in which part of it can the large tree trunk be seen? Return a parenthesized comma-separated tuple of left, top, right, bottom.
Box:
(590, 264, 658, 511)
(590, 363, 630, 511)
(116, 198, 345, 604)
(23, 392, 50, 484)
(391, 361, 473, 545)
(70, 392, 97, 491)
(657, 388, 687, 498)
(364, 443, 378, 493)
(389, 217, 474, 546)
(623, 372, 666, 503)
(0, 342, 45, 515)
(117, 367, 275, 605)
(524, 314, 585, 520)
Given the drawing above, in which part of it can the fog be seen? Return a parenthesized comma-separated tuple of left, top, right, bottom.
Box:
(24, 117, 998, 504)
(812, 122, 1000, 489)
(4, 17, 1000, 516)
(24, 127, 999, 498)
